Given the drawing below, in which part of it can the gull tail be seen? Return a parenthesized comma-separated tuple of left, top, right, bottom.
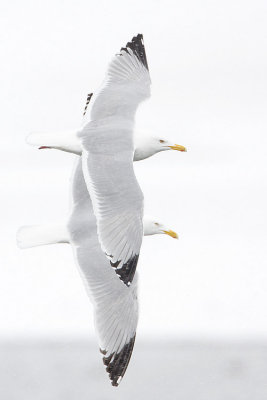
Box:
(17, 224, 70, 249)
(26, 131, 81, 155)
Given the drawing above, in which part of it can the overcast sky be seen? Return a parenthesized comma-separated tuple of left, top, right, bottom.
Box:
(1, 0, 267, 340)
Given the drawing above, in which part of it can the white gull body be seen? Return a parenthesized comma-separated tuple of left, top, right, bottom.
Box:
(27, 129, 186, 160)
(17, 159, 177, 386)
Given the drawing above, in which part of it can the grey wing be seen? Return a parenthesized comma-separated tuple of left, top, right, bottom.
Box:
(68, 159, 138, 386)
(79, 34, 150, 286)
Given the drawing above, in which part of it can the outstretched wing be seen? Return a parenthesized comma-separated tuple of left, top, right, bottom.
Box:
(68, 159, 138, 386)
(79, 34, 150, 286)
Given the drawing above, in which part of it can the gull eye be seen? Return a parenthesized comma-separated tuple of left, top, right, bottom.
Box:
(154, 222, 159, 226)
(159, 139, 165, 143)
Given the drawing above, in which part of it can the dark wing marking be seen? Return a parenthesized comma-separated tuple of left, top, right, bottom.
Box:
(111, 254, 139, 287)
(83, 93, 93, 116)
(101, 334, 136, 386)
(120, 33, 149, 71)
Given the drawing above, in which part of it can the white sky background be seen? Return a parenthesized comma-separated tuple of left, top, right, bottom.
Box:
(1, 0, 267, 340)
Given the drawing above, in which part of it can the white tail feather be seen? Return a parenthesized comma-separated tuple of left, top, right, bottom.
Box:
(26, 131, 81, 155)
(17, 224, 70, 249)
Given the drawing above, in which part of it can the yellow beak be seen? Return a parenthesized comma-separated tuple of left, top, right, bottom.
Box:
(163, 230, 179, 239)
(169, 144, 187, 152)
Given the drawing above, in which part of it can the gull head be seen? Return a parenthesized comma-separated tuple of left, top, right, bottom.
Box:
(143, 216, 178, 239)
(134, 133, 187, 161)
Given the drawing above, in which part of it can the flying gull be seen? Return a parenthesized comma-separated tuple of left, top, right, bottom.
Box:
(28, 34, 185, 287)
(17, 158, 177, 386)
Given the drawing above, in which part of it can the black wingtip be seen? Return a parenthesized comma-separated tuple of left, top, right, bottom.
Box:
(110, 254, 139, 287)
(83, 93, 93, 116)
(101, 335, 136, 387)
(120, 33, 149, 71)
